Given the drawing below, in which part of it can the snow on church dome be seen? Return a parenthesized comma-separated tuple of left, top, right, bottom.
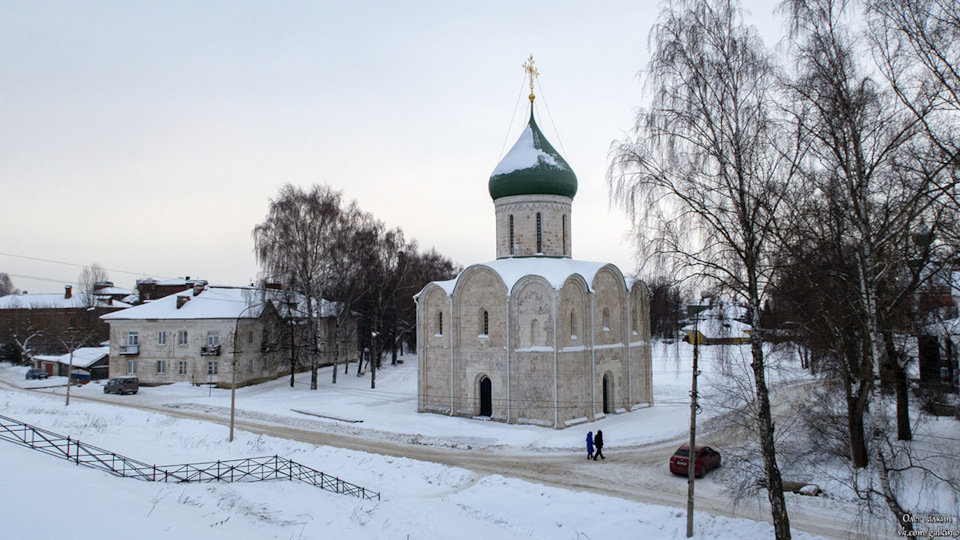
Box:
(488, 109, 578, 201)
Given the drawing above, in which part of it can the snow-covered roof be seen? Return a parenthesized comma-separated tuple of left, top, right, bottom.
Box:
(155, 278, 207, 287)
(488, 109, 578, 200)
(0, 293, 116, 310)
(101, 285, 339, 321)
(101, 286, 266, 321)
(95, 286, 133, 296)
(682, 317, 751, 340)
(682, 301, 751, 339)
(45, 346, 109, 369)
(425, 258, 628, 297)
(492, 123, 560, 176)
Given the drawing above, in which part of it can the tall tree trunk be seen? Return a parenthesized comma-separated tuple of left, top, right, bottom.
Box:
(847, 393, 869, 468)
(748, 297, 791, 540)
(882, 331, 912, 441)
(893, 362, 911, 441)
(331, 318, 340, 384)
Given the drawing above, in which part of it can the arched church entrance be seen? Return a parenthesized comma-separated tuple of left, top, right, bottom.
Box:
(479, 376, 492, 417)
(602, 373, 611, 414)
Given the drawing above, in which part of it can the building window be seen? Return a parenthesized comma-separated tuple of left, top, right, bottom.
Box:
(207, 361, 218, 375)
(177, 361, 188, 375)
(262, 357, 269, 370)
(156, 360, 166, 375)
(562, 214, 567, 256)
(536, 212, 542, 253)
(602, 307, 611, 331)
(69, 317, 77, 329)
(208, 334, 219, 346)
(247, 330, 254, 344)
(437, 312, 443, 336)
(127, 360, 137, 375)
(509, 215, 515, 255)
(570, 310, 578, 339)
(127, 332, 139, 346)
(480, 310, 489, 336)
(178, 330, 188, 345)
(158, 331, 166, 346)
(248, 358, 254, 373)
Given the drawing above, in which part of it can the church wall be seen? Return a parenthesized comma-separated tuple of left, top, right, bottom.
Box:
(494, 194, 572, 258)
(509, 277, 557, 425)
(629, 281, 654, 406)
(556, 276, 592, 424)
(590, 266, 633, 414)
(452, 267, 508, 418)
(592, 267, 626, 347)
(417, 285, 453, 414)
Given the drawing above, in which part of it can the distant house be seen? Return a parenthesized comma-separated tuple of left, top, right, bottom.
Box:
(34, 345, 110, 382)
(134, 277, 210, 303)
(0, 285, 130, 361)
(92, 281, 136, 304)
(682, 299, 751, 345)
(917, 268, 960, 394)
(101, 284, 355, 388)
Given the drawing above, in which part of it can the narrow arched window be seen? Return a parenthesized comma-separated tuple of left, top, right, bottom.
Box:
(536, 212, 542, 253)
(602, 307, 610, 331)
(438, 311, 443, 336)
(570, 310, 577, 339)
(480, 309, 489, 336)
(562, 214, 567, 256)
(509, 215, 515, 255)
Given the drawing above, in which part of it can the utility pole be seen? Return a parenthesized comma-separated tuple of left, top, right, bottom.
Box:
(686, 313, 701, 537)
(65, 349, 75, 406)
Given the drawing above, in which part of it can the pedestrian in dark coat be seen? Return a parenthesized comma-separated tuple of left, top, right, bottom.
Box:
(593, 430, 605, 460)
(586, 431, 594, 459)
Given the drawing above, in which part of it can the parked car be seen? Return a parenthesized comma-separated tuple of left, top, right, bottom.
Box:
(669, 444, 721, 477)
(25, 368, 48, 380)
(104, 377, 139, 395)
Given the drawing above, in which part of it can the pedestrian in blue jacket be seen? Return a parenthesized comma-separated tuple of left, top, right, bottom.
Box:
(586, 431, 594, 459)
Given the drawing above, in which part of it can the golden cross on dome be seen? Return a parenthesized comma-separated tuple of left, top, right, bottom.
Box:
(523, 55, 538, 102)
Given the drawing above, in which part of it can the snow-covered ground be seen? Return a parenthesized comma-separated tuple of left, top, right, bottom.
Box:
(0, 342, 924, 539)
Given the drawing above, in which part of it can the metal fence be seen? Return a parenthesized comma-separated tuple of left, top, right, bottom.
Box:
(0, 413, 379, 500)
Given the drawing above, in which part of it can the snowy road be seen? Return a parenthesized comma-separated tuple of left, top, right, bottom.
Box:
(7, 378, 879, 540)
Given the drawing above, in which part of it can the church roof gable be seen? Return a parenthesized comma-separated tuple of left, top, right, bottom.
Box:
(426, 258, 629, 299)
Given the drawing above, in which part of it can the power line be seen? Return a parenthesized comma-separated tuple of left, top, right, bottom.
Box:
(0, 251, 175, 283)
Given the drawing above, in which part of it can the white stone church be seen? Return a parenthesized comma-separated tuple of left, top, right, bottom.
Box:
(415, 73, 653, 429)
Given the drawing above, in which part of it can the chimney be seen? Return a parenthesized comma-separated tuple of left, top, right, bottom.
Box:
(193, 284, 204, 296)
(64, 285, 72, 299)
(177, 296, 190, 309)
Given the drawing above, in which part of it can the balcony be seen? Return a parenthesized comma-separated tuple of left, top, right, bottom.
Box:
(200, 345, 221, 356)
(119, 345, 139, 355)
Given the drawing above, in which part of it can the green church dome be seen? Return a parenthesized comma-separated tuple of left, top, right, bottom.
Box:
(489, 109, 578, 201)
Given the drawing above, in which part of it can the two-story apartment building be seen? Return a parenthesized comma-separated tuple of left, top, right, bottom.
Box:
(101, 284, 355, 388)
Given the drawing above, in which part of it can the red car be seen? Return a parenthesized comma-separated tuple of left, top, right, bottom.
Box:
(669, 444, 721, 477)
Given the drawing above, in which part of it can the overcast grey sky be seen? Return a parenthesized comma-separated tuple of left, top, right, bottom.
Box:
(1, 1, 780, 294)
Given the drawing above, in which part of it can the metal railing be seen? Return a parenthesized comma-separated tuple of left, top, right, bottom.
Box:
(0, 413, 379, 500)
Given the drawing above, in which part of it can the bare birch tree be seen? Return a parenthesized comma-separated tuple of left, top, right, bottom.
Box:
(77, 263, 109, 308)
(608, 0, 793, 536)
(780, 0, 958, 531)
(253, 184, 342, 389)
